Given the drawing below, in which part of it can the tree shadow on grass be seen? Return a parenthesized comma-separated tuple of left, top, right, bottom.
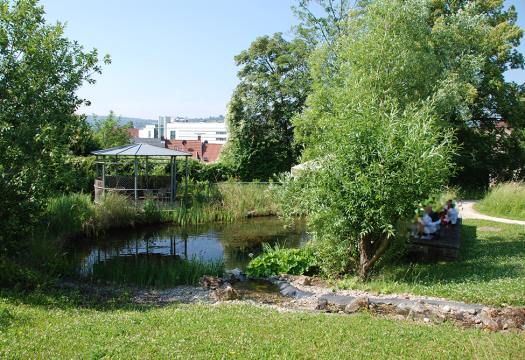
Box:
(382, 224, 525, 284)
(0, 281, 151, 312)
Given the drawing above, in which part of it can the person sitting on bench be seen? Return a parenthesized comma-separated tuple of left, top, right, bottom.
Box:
(445, 200, 459, 225)
(419, 205, 441, 239)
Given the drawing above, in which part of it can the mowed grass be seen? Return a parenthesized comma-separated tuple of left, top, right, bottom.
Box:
(474, 181, 525, 221)
(337, 219, 525, 307)
(1, 301, 524, 359)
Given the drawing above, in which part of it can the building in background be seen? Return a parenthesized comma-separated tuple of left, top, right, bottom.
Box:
(165, 136, 222, 163)
(138, 124, 158, 139)
(127, 128, 140, 138)
(164, 121, 226, 144)
(138, 117, 227, 144)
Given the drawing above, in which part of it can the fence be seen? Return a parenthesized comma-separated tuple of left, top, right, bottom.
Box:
(94, 177, 279, 204)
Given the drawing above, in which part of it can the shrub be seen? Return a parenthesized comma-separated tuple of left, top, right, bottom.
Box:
(244, 243, 316, 277)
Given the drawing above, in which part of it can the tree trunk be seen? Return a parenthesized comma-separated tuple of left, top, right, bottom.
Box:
(358, 232, 391, 280)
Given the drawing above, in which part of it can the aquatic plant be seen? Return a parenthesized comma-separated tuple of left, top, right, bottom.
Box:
(89, 254, 225, 286)
(244, 243, 316, 277)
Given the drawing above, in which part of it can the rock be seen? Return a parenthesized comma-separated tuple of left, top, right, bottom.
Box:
(481, 307, 525, 331)
(482, 306, 490, 313)
(467, 309, 477, 316)
(215, 284, 241, 301)
(338, 311, 345, 315)
(199, 275, 223, 290)
(475, 319, 482, 324)
(395, 309, 410, 316)
(227, 273, 236, 281)
(394, 315, 405, 321)
(453, 311, 464, 321)
(369, 303, 377, 309)
(409, 301, 432, 319)
(293, 275, 311, 286)
(442, 306, 451, 313)
(230, 268, 245, 276)
(315, 298, 328, 311)
(344, 296, 369, 314)
(424, 318, 431, 323)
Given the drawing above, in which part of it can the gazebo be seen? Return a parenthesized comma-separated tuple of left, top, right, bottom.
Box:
(91, 143, 193, 203)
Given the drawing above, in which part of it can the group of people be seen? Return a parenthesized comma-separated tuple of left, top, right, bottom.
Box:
(416, 200, 459, 240)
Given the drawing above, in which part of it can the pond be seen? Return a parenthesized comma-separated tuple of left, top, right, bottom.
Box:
(73, 217, 309, 273)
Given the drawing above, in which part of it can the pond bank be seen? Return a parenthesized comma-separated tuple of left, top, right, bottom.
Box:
(55, 275, 524, 333)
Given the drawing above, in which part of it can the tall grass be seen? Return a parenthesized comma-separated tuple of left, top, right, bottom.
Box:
(89, 255, 225, 286)
(474, 181, 525, 220)
(45, 193, 97, 238)
(169, 182, 279, 225)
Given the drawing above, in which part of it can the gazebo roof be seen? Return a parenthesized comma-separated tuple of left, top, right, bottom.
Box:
(91, 143, 193, 157)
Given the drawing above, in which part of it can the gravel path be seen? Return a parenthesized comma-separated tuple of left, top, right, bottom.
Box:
(457, 200, 525, 225)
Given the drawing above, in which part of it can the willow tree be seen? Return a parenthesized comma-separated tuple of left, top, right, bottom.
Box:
(277, 0, 503, 279)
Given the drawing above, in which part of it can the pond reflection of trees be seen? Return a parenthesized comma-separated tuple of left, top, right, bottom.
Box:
(70, 217, 309, 271)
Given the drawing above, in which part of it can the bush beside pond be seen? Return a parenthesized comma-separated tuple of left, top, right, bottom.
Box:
(244, 243, 316, 277)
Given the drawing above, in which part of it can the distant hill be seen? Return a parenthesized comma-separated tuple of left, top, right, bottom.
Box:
(84, 115, 157, 129)
(84, 115, 225, 129)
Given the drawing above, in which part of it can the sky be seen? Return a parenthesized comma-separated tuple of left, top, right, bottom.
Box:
(37, 0, 525, 120)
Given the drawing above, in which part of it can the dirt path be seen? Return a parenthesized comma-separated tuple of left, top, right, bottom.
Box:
(457, 200, 525, 225)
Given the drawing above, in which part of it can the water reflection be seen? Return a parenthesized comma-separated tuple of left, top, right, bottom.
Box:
(73, 217, 309, 272)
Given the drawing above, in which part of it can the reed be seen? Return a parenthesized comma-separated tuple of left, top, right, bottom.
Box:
(474, 181, 525, 220)
(89, 254, 225, 286)
(45, 192, 96, 239)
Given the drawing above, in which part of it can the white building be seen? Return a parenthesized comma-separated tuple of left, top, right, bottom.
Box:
(138, 118, 227, 144)
(138, 124, 157, 139)
(165, 121, 227, 144)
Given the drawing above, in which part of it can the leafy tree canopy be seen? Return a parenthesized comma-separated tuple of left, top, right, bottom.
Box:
(0, 0, 110, 254)
(222, 33, 311, 181)
(93, 110, 133, 149)
(280, 0, 486, 279)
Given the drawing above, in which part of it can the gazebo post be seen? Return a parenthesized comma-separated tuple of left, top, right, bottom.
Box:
(96, 155, 99, 179)
(170, 156, 174, 202)
(134, 156, 138, 202)
(185, 156, 188, 196)
(102, 156, 106, 195)
(145, 156, 149, 191)
(115, 155, 118, 188)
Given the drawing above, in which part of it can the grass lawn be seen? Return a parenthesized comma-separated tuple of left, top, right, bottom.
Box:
(1, 219, 525, 358)
(338, 219, 525, 307)
(1, 300, 524, 359)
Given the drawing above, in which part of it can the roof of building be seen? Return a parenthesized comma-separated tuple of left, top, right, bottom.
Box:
(202, 143, 222, 163)
(165, 139, 203, 159)
(127, 128, 140, 137)
(91, 143, 192, 157)
(130, 138, 165, 148)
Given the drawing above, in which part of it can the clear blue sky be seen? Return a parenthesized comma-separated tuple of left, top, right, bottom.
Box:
(38, 0, 525, 120)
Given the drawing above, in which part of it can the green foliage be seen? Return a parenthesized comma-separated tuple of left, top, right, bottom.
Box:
(0, 257, 43, 288)
(284, 0, 475, 279)
(244, 243, 316, 277)
(292, 0, 525, 190)
(92, 110, 133, 149)
(45, 193, 97, 239)
(222, 33, 310, 181)
(90, 255, 225, 287)
(475, 181, 525, 221)
(0, 0, 110, 255)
